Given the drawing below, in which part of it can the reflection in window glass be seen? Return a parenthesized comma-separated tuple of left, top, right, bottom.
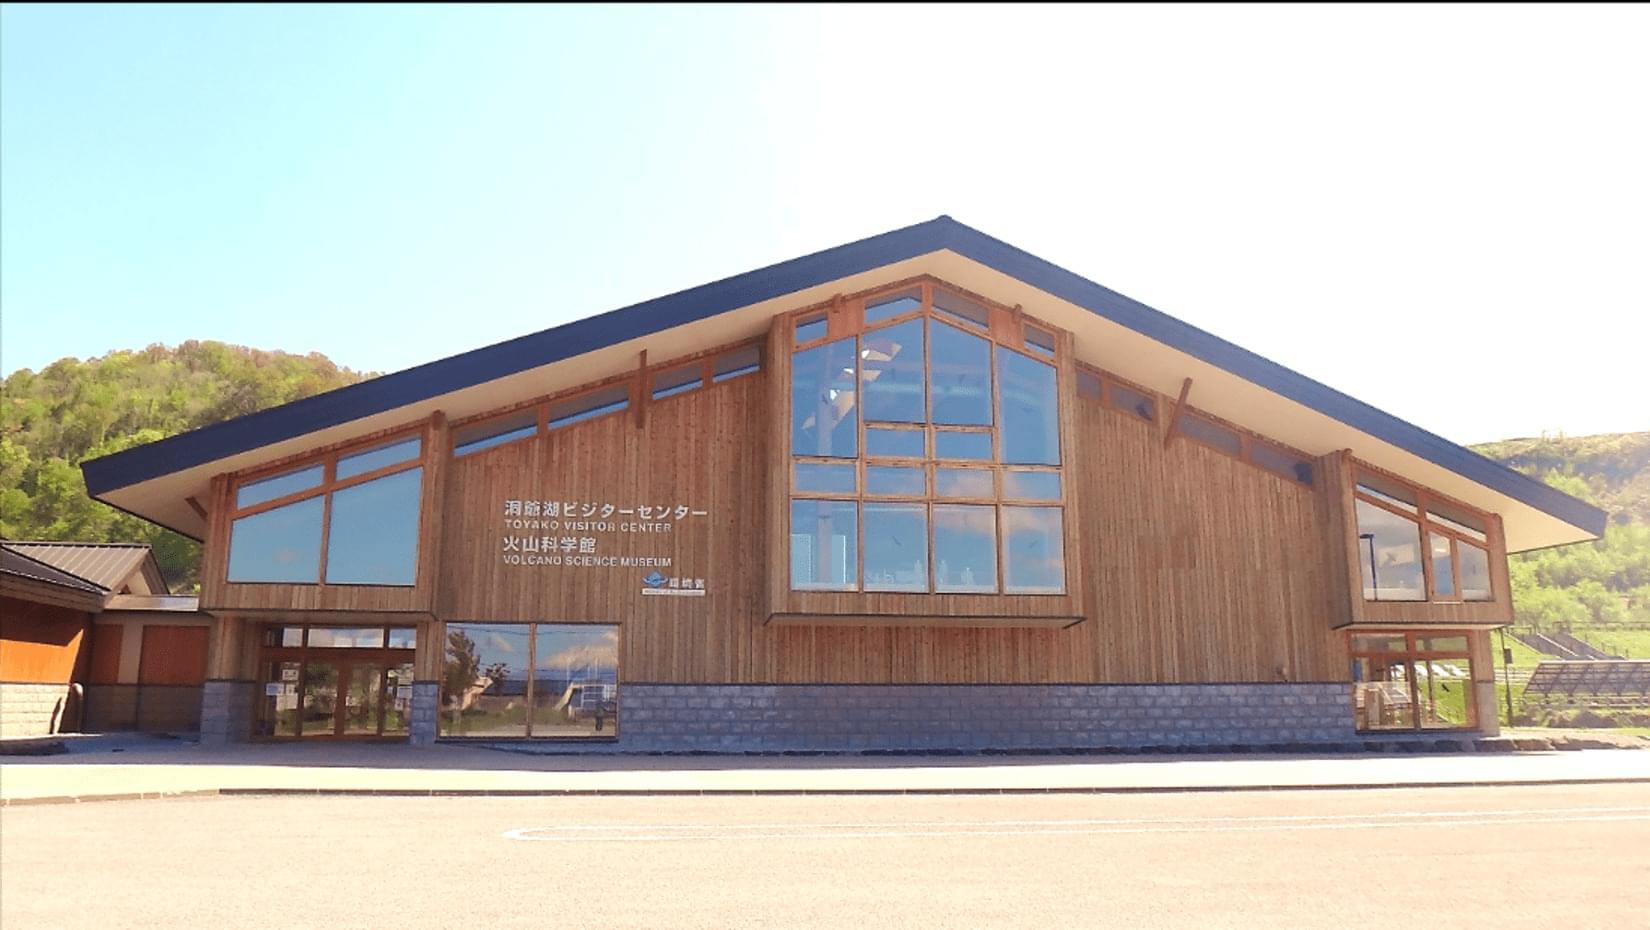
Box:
(934, 431, 991, 461)
(866, 465, 925, 496)
(931, 289, 990, 329)
(865, 427, 925, 458)
(997, 347, 1060, 465)
(531, 625, 620, 737)
(864, 287, 922, 324)
(454, 410, 537, 457)
(440, 623, 531, 738)
(1356, 500, 1425, 601)
(1179, 415, 1242, 457)
(1352, 656, 1415, 731)
(549, 385, 629, 430)
(795, 462, 856, 494)
(325, 468, 423, 585)
(863, 503, 928, 592)
(1077, 369, 1103, 400)
(1418, 635, 1470, 652)
(935, 468, 993, 499)
(236, 464, 324, 510)
(386, 628, 417, 649)
(1350, 634, 1409, 653)
(933, 505, 996, 593)
(228, 497, 325, 583)
(1109, 384, 1156, 422)
(1459, 543, 1492, 601)
(651, 364, 703, 400)
(1003, 506, 1065, 593)
(307, 627, 387, 648)
(713, 345, 761, 382)
(795, 313, 827, 345)
(1426, 503, 1488, 542)
(1430, 533, 1456, 598)
(861, 319, 925, 423)
(1003, 470, 1061, 501)
(1416, 655, 1474, 729)
(792, 337, 859, 457)
(337, 438, 421, 481)
(1356, 475, 1418, 514)
(929, 321, 992, 426)
(1024, 325, 1056, 356)
(790, 500, 857, 590)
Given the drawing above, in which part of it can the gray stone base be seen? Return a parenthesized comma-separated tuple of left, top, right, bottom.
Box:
(0, 682, 75, 738)
(409, 681, 439, 746)
(199, 680, 256, 746)
(468, 683, 1360, 753)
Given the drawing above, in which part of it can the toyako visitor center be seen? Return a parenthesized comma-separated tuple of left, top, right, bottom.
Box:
(79, 217, 1606, 750)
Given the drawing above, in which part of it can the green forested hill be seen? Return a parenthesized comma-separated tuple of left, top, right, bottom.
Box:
(1471, 432, 1650, 637)
(2, 343, 370, 591)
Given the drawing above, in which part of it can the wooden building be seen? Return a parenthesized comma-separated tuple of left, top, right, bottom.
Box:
(79, 217, 1605, 749)
(1, 541, 210, 737)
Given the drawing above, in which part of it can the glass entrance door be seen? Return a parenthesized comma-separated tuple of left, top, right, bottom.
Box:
(341, 664, 384, 736)
(256, 625, 417, 739)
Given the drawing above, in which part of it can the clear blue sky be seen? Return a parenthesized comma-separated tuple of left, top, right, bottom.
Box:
(4, 5, 1646, 445)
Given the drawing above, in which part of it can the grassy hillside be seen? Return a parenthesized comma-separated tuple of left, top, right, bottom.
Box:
(2, 343, 370, 591)
(1471, 431, 1650, 655)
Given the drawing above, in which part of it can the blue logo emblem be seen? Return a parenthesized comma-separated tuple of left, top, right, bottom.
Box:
(642, 571, 668, 588)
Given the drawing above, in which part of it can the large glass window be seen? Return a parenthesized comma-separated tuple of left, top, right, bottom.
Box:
(792, 337, 859, 458)
(325, 468, 423, 585)
(227, 434, 425, 586)
(441, 622, 619, 739)
(1353, 467, 1495, 603)
(1350, 632, 1476, 731)
(863, 503, 928, 592)
(786, 281, 1068, 597)
(790, 500, 858, 590)
(997, 347, 1060, 465)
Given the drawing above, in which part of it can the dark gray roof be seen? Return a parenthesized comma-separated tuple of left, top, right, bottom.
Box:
(1, 541, 163, 593)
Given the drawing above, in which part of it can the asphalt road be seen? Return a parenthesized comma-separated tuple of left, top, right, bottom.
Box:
(2, 784, 1646, 929)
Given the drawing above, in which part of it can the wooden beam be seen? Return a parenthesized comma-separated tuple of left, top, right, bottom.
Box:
(1162, 377, 1193, 448)
(634, 349, 648, 429)
(185, 496, 208, 520)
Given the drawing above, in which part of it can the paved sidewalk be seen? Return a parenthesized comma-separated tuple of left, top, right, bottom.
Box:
(3, 735, 1649, 804)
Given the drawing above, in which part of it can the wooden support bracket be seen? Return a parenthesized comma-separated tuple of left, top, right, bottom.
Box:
(634, 349, 648, 429)
(1163, 377, 1193, 448)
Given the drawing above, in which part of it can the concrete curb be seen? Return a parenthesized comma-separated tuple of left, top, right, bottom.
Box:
(7, 777, 1650, 807)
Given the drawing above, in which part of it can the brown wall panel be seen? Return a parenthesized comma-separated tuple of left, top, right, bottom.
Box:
(0, 597, 89, 684)
(89, 624, 123, 685)
(138, 625, 209, 686)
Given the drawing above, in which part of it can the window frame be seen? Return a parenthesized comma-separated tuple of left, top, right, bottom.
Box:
(784, 278, 1069, 596)
(226, 429, 428, 587)
(1348, 630, 1478, 732)
(1352, 464, 1496, 604)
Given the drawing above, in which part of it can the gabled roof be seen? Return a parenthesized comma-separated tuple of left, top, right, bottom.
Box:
(2, 545, 108, 594)
(0, 541, 167, 595)
(80, 216, 1607, 551)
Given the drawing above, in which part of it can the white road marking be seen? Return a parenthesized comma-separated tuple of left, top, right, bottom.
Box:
(502, 806, 1650, 843)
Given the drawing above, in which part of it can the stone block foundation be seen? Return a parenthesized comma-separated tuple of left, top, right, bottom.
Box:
(482, 683, 1360, 753)
(409, 681, 439, 746)
(0, 682, 75, 738)
(199, 679, 256, 746)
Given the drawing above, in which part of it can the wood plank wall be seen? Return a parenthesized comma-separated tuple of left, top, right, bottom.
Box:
(438, 371, 770, 683)
(1076, 399, 1346, 684)
(197, 289, 1525, 688)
